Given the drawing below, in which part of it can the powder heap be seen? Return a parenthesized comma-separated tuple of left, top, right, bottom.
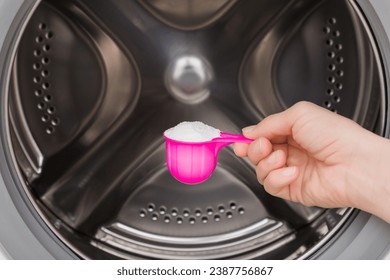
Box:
(164, 121, 221, 142)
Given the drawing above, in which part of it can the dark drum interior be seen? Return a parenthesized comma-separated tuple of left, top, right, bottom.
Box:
(8, 0, 385, 259)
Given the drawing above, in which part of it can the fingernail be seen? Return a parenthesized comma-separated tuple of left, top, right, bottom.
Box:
(242, 125, 256, 134)
(282, 166, 296, 176)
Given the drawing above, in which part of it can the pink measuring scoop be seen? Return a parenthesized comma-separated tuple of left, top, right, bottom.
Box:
(164, 132, 253, 184)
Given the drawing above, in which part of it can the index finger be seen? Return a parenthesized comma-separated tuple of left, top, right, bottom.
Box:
(243, 110, 292, 144)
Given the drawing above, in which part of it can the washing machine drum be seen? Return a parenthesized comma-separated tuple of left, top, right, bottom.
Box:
(1, 0, 390, 259)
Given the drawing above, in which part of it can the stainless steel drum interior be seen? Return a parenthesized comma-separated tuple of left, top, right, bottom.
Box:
(4, 0, 386, 259)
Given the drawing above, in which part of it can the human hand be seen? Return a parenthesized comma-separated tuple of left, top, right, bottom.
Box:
(234, 101, 390, 222)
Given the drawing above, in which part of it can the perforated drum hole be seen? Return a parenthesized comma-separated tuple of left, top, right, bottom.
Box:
(152, 213, 159, 221)
(195, 209, 202, 217)
(214, 215, 221, 222)
(326, 89, 334, 96)
(332, 30, 340, 37)
(189, 217, 196, 224)
(322, 27, 330, 34)
(47, 106, 56, 114)
(331, 108, 338, 113)
(147, 203, 155, 212)
(35, 36, 43, 43)
(139, 209, 146, 218)
(159, 206, 166, 215)
(45, 32, 54, 39)
(34, 89, 43, 97)
(171, 208, 178, 217)
(333, 96, 341, 103)
(206, 208, 213, 215)
(328, 17, 337, 25)
(38, 23, 47, 30)
(33, 49, 42, 57)
(336, 70, 344, 77)
(324, 101, 331, 108)
(183, 209, 190, 217)
(51, 118, 60, 127)
(328, 64, 336, 71)
(230, 202, 237, 210)
(335, 83, 343, 90)
(226, 212, 233, 219)
(41, 57, 50, 65)
(326, 39, 333, 46)
(164, 216, 171, 224)
(177, 217, 183, 224)
(42, 82, 50, 90)
(328, 76, 335, 84)
(46, 126, 55, 135)
(238, 208, 245, 215)
(202, 217, 208, 223)
(37, 102, 46, 110)
(327, 52, 335, 59)
(33, 63, 41, 70)
(41, 114, 50, 123)
(41, 70, 49, 77)
(44, 95, 52, 102)
(334, 44, 343, 51)
(336, 57, 344, 64)
(43, 44, 51, 52)
(33, 76, 41, 83)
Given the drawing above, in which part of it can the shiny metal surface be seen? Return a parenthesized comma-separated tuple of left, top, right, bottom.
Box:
(139, 0, 237, 30)
(6, 0, 385, 259)
(166, 55, 213, 103)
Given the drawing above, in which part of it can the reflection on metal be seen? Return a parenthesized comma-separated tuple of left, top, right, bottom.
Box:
(165, 55, 213, 104)
(139, 0, 237, 30)
(95, 219, 288, 259)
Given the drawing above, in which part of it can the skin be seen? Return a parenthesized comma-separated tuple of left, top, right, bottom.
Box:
(234, 101, 390, 223)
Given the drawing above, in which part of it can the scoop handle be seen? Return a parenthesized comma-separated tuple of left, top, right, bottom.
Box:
(215, 132, 253, 144)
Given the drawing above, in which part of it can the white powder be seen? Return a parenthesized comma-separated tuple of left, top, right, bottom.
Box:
(164, 121, 221, 142)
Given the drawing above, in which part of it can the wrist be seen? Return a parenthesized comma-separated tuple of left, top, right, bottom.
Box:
(348, 133, 390, 223)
